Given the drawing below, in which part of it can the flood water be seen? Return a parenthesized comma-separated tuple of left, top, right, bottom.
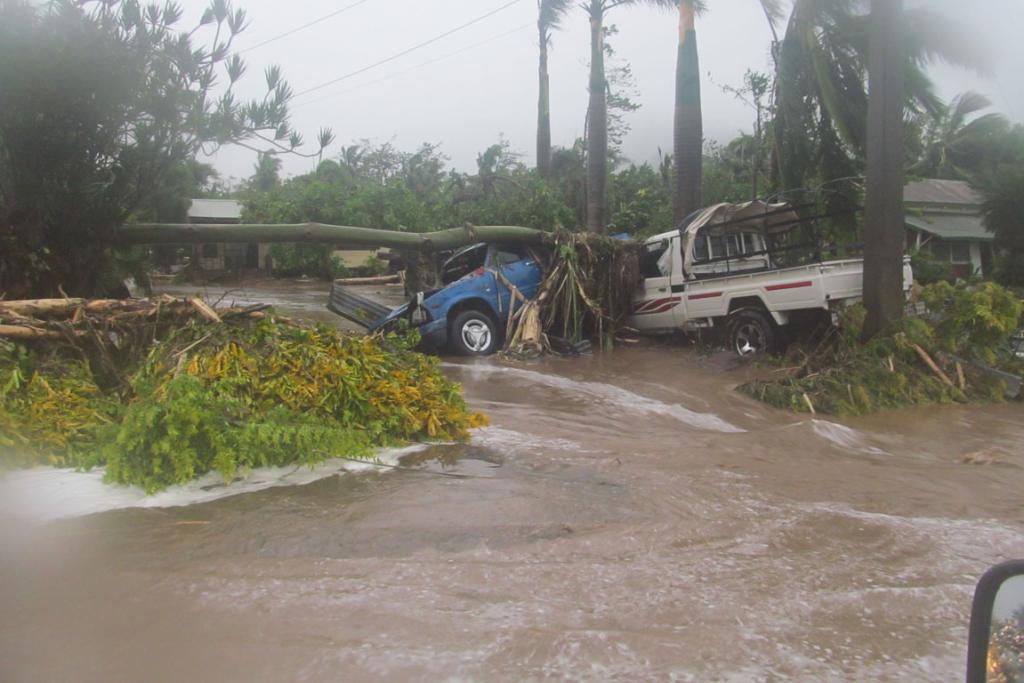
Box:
(1, 282, 1022, 682)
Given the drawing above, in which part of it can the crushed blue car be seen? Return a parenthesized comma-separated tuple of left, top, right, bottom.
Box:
(328, 242, 544, 355)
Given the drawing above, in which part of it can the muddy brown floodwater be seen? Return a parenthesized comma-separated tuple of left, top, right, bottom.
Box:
(1, 282, 1023, 682)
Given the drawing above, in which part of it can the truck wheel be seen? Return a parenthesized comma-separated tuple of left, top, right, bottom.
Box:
(728, 309, 776, 357)
(450, 309, 499, 356)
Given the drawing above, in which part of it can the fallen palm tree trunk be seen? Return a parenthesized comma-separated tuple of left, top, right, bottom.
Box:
(117, 222, 546, 250)
(0, 296, 486, 491)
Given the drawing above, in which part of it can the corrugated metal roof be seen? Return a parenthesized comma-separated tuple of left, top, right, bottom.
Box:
(904, 179, 982, 206)
(905, 212, 993, 242)
(187, 199, 242, 221)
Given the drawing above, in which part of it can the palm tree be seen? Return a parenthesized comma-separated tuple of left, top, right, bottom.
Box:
(537, 0, 571, 179)
(912, 92, 1009, 180)
(250, 152, 282, 192)
(976, 166, 1024, 287)
(772, 0, 988, 195)
(861, 0, 906, 339)
(584, 0, 675, 234)
(672, 1, 780, 223)
(672, 1, 703, 224)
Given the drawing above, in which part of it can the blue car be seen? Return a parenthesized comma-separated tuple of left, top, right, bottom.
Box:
(328, 242, 544, 355)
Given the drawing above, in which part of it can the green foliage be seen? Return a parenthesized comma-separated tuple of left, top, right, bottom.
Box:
(742, 282, 1024, 415)
(975, 161, 1024, 288)
(267, 244, 346, 280)
(919, 281, 1023, 364)
(0, 343, 119, 468)
(910, 250, 953, 284)
(0, 320, 487, 492)
(0, 0, 329, 298)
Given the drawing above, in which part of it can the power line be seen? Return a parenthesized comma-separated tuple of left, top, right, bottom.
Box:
(237, 0, 376, 54)
(292, 0, 526, 98)
(292, 22, 533, 110)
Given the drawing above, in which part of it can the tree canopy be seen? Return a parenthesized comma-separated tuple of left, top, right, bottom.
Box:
(0, 0, 330, 297)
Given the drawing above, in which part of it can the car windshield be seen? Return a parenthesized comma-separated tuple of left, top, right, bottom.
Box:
(441, 243, 487, 284)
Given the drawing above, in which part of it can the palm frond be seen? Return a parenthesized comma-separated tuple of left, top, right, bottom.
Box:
(902, 7, 992, 75)
(538, 0, 573, 32)
(758, 0, 785, 26)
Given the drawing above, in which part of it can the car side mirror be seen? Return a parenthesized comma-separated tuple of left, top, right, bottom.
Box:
(967, 560, 1024, 682)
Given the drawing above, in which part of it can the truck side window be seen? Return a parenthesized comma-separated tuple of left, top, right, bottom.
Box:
(641, 241, 670, 278)
(709, 235, 725, 259)
(693, 234, 709, 261)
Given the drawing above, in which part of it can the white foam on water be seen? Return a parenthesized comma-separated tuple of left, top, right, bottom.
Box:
(808, 419, 889, 455)
(0, 444, 427, 524)
(444, 363, 744, 434)
(471, 426, 586, 455)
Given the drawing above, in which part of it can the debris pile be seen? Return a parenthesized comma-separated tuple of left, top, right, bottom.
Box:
(742, 282, 1024, 415)
(0, 297, 486, 492)
(502, 232, 641, 357)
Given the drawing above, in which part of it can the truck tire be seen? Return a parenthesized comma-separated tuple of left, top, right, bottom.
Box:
(450, 309, 499, 356)
(728, 309, 776, 357)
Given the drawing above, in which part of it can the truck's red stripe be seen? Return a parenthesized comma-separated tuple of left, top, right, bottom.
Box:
(688, 291, 722, 301)
(765, 280, 813, 292)
(635, 298, 681, 315)
(633, 296, 675, 313)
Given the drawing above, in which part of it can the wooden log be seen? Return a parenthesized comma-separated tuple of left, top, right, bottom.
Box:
(0, 325, 82, 340)
(0, 298, 86, 318)
(0, 298, 145, 319)
(188, 297, 222, 323)
(912, 344, 954, 387)
(333, 274, 401, 286)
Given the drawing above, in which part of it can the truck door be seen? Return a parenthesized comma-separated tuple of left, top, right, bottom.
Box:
(631, 236, 683, 332)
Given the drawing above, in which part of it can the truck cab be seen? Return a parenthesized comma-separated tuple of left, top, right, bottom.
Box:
(628, 201, 913, 355)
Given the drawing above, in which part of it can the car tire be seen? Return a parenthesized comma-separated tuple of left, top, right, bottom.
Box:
(727, 309, 776, 357)
(449, 309, 499, 356)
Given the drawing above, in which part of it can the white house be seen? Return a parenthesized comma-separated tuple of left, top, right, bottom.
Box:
(904, 179, 993, 279)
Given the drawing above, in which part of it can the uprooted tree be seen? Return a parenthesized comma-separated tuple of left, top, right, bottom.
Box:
(0, 0, 332, 299)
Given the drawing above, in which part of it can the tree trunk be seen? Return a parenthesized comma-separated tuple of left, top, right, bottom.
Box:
(537, 31, 553, 179)
(116, 223, 546, 251)
(861, 0, 906, 340)
(585, 7, 608, 234)
(673, 1, 703, 225)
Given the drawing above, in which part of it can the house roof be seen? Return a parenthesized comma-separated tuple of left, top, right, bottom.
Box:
(904, 179, 982, 207)
(187, 199, 242, 222)
(905, 212, 993, 242)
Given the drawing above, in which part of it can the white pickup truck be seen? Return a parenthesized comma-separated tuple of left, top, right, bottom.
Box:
(628, 201, 913, 355)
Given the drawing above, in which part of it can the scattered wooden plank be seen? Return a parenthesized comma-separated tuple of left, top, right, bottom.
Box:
(188, 297, 221, 323)
(912, 344, 954, 387)
(333, 274, 401, 286)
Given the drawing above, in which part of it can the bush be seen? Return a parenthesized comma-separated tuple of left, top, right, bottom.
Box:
(1, 319, 487, 491)
(910, 250, 953, 284)
(994, 252, 1024, 288)
(741, 282, 1024, 415)
(268, 244, 347, 279)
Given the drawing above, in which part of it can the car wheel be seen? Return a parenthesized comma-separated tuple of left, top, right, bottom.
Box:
(450, 309, 499, 356)
(728, 309, 776, 357)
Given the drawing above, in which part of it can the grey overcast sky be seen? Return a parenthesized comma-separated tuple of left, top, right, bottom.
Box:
(183, 0, 1024, 183)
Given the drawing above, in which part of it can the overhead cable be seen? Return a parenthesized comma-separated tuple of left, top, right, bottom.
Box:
(238, 0, 376, 54)
(292, 22, 533, 109)
(292, 0, 526, 98)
